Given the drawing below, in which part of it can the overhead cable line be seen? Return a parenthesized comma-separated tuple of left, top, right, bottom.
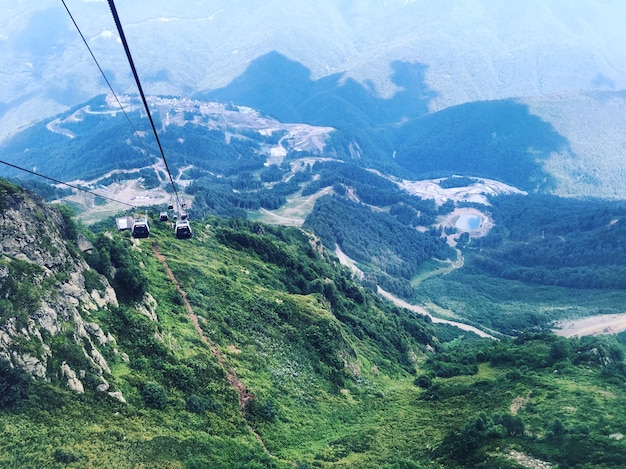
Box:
(60, 0, 156, 166)
(0, 158, 136, 208)
(106, 0, 183, 212)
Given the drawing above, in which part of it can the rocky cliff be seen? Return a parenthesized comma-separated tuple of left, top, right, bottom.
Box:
(0, 180, 124, 400)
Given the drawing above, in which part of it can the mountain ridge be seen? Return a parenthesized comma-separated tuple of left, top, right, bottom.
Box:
(0, 179, 123, 399)
(3, 0, 626, 141)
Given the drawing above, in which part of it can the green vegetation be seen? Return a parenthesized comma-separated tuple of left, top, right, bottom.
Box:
(0, 257, 45, 328)
(4, 189, 626, 467)
(414, 194, 626, 334)
(0, 358, 30, 410)
(5, 177, 72, 201)
(304, 195, 454, 285)
(0, 96, 153, 181)
(439, 176, 481, 189)
(85, 235, 148, 303)
(471, 194, 626, 289)
(395, 99, 566, 191)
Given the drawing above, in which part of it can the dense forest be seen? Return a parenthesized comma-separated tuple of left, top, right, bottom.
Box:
(304, 195, 454, 280)
(411, 193, 626, 335)
(468, 194, 626, 289)
(394, 99, 567, 191)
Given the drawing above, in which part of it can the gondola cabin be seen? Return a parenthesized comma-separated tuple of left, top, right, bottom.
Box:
(131, 218, 150, 238)
(174, 220, 193, 239)
(159, 211, 169, 221)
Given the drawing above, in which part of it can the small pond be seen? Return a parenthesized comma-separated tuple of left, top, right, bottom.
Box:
(455, 214, 482, 231)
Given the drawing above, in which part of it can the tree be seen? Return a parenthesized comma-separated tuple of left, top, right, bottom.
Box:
(0, 359, 30, 409)
(142, 381, 168, 410)
(413, 375, 433, 389)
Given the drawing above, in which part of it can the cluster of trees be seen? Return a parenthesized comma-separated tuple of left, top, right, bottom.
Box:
(438, 176, 481, 189)
(5, 178, 72, 202)
(302, 161, 452, 228)
(184, 164, 311, 219)
(0, 358, 30, 410)
(436, 412, 526, 463)
(468, 194, 626, 289)
(85, 235, 148, 303)
(186, 177, 295, 218)
(423, 332, 626, 381)
(96, 168, 161, 190)
(416, 331, 626, 468)
(304, 195, 454, 280)
(301, 161, 398, 199)
(164, 125, 267, 176)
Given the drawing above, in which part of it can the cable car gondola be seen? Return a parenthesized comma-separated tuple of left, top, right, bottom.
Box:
(174, 219, 193, 239)
(131, 218, 150, 238)
(159, 211, 169, 221)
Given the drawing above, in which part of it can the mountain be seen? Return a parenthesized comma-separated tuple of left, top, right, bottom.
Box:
(4, 181, 626, 467)
(0, 94, 335, 182)
(3, 93, 626, 336)
(2, 0, 626, 141)
(201, 51, 434, 129)
(393, 98, 569, 192)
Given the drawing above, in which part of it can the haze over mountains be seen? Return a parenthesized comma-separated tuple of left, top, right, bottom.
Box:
(2, 0, 626, 139)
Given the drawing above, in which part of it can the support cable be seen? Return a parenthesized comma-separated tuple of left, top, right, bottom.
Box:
(0, 159, 136, 208)
(106, 0, 183, 212)
(60, 0, 156, 166)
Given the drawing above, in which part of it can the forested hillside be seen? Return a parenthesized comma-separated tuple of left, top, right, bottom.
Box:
(414, 194, 626, 335)
(304, 195, 453, 280)
(393, 99, 568, 191)
(471, 195, 626, 289)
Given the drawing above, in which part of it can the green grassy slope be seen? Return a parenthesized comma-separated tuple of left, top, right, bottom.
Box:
(3, 213, 626, 468)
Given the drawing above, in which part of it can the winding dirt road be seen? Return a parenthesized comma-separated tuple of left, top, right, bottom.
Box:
(377, 287, 497, 339)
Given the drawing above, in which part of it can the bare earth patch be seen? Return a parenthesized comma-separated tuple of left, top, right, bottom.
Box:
(508, 450, 553, 469)
(510, 392, 531, 415)
(553, 313, 626, 338)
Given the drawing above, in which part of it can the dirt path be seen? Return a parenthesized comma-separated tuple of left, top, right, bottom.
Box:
(377, 287, 497, 339)
(151, 243, 272, 456)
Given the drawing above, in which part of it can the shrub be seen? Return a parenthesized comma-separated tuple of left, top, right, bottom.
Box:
(53, 448, 79, 464)
(142, 381, 168, 410)
(414, 375, 433, 389)
(0, 358, 30, 409)
(247, 397, 279, 422)
(185, 394, 220, 414)
(83, 268, 105, 293)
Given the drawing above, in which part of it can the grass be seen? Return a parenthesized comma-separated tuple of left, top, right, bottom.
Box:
(414, 268, 626, 334)
(249, 186, 334, 226)
(5, 216, 626, 467)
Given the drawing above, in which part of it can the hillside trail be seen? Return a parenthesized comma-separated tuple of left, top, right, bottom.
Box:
(151, 244, 273, 458)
